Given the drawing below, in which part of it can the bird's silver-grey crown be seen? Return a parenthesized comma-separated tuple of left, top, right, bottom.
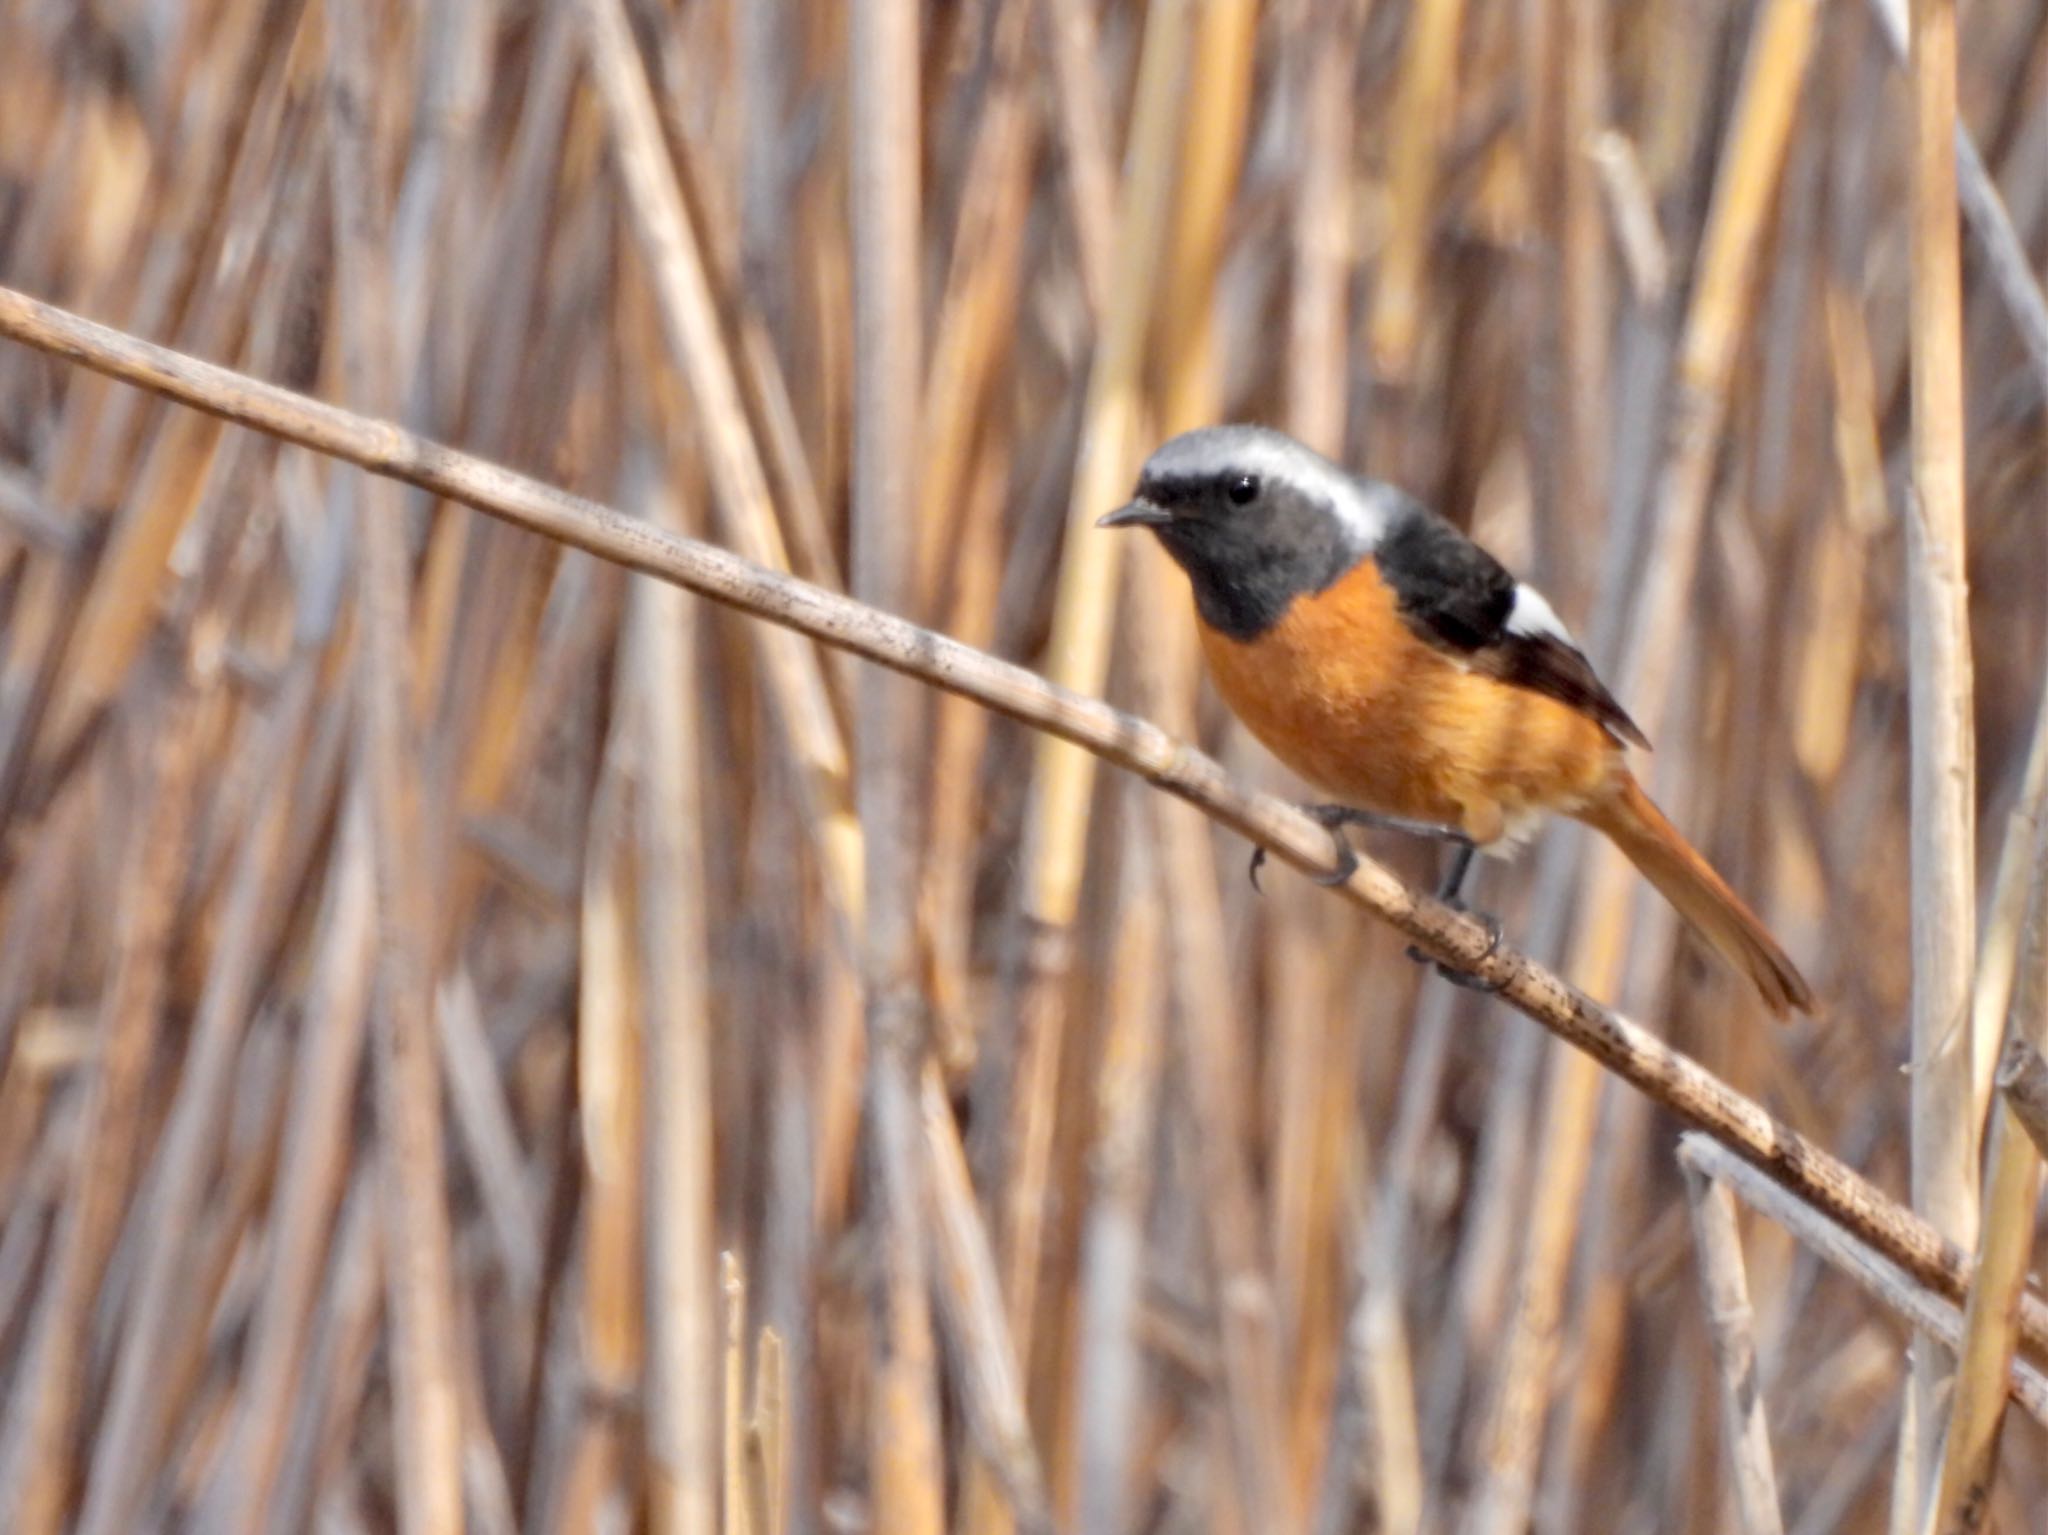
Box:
(1135, 424, 1398, 548)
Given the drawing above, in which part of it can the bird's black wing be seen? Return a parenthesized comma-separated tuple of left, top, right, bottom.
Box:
(1373, 506, 1649, 749)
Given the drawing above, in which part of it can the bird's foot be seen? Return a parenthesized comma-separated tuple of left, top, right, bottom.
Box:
(1406, 905, 1508, 993)
(1250, 804, 1468, 892)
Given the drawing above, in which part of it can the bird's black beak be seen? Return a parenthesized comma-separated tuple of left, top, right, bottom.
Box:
(1097, 498, 1172, 529)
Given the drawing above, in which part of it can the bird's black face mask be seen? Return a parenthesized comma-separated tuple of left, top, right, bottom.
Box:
(1102, 471, 1364, 640)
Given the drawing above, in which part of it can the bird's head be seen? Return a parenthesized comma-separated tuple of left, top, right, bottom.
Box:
(1099, 424, 1389, 639)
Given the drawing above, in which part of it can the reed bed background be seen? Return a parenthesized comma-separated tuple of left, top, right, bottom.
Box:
(0, 0, 2046, 1531)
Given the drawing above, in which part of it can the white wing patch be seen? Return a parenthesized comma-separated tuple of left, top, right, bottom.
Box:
(1505, 583, 1573, 645)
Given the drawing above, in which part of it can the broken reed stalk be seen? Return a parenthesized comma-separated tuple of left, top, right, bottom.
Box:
(1680, 1136, 2048, 1428)
(848, 0, 948, 1528)
(1898, 0, 1980, 1510)
(9, 279, 2048, 1371)
(1681, 1157, 1787, 1535)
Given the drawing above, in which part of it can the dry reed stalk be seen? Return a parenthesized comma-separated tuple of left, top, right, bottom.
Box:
(587, 0, 870, 1245)
(0, 652, 203, 1534)
(578, 0, 864, 933)
(437, 970, 542, 1303)
(0, 772, 91, 1071)
(449, 1309, 521, 1535)
(1863, 0, 2048, 402)
(1897, 0, 1980, 1509)
(192, 802, 375, 1535)
(72, 660, 317, 1535)
(1929, 818, 2048, 1533)
(324, 12, 465, 1530)
(2000, 1043, 2048, 1163)
(1971, 669, 2048, 1137)
(1040, 0, 1119, 319)
(404, 12, 577, 725)
(1681, 1135, 2048, 1428)
(1286, 0, 1365, 459)
(978, 0, 1189, 1486)
(908, 2, 1036, 1060)
(912, 0, 1034, 616)
(1269, 6, 1368, 1498)
(1918, 414, 2048, 1516)
(1370, 0, 1470, 383)
(920, 1063, 1053, 1534)
(8, 283, 2043, 1369)
(1310, 981, 1451, 1535)
(1265, 898, 1349, 1441)
(0, 0, 302, 817)
(33, 12, 309, 769)
(556, 707, 645, 1535)
(629, 487, 718, 1535)
(751, 1323, 790, 1535)
(1555, 0, 1615, 558)
(1154, 0, 1257, 432)
(1148, 635, 1296, 1534)
(1073, 805, 1168, 1535)
(849, 0, 948, 1526)
(1682, 1158, 1787, 1535)
(919, 444, 1012, 1069)
(1588, 131, 1670, 308)
(262, 1174, 383, 1535)
(723, 1256, 753, 1535)
(1464, 5, 1821, 1526)
(1142, 12, 1296, 1520)
(646, 61, 846, 615)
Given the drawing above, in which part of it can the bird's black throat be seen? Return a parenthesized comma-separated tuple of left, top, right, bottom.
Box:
(1149, 493, 1364, 641)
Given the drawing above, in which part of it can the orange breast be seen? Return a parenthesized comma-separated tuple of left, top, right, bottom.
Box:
(1196, 558, 1619, 845)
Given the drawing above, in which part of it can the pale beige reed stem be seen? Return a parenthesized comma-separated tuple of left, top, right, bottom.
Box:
(1895, 0, 1981, 1512)
(322, 17, 465, 1529)
(1930, 814, 2048, 1532)
(1682, 1159, 1788, 1535)
(976, 11, 1191, 1527)
(629, 484, 718, 1535)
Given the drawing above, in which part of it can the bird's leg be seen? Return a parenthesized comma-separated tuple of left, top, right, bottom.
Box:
(1435, 841, 1477, 905)
(1248, 804, 1471, 891)
(1405, 838, 1507, 992)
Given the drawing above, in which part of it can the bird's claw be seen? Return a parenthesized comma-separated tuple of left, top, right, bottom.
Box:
(1247, 816, 1360, 891)
(1406, 907, 1508, 993)
(1312, 835, 1358, 886)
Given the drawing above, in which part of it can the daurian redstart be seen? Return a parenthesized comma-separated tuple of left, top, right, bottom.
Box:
(1100, 424, 1814, 1016)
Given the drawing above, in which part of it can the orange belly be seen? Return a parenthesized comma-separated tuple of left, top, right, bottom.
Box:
(1196, 559, 1620, 846)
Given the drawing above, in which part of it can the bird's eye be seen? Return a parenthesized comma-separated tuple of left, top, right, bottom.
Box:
(1228, 474, 1260, 506)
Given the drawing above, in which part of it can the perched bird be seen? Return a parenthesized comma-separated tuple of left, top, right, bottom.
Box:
(1100, 424, 1814, 1016)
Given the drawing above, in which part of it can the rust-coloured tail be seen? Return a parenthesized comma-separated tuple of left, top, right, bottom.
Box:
(1580, 773, 1815, 1018)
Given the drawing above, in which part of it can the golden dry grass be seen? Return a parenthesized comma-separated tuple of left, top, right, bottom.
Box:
(0, 0, 2046, 1532)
